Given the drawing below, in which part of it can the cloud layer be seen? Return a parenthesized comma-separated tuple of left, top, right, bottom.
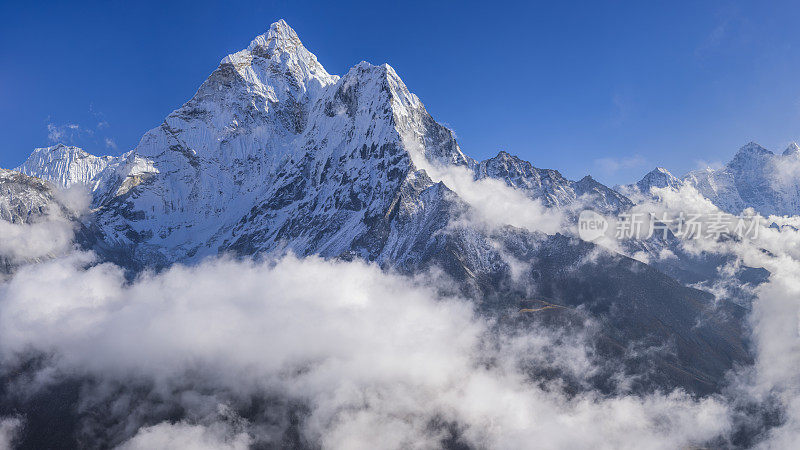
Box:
(0, 252, 737, 449)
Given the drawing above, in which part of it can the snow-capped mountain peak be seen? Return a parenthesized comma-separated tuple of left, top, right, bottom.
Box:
(635, 167, 683, 193)
(14, 20, 626, 267)
(33, 21, 474, 264)
(648, 141, 800, 216)
(783, 142, 800, 156)
(15, 144, 113, 189)
(220, 19, 337, 99)
(245, 19, 303, 53)
(733, 141, 772, 158)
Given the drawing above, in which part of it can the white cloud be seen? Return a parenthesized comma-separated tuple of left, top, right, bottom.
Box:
(0, 253, 734, 448)
(118, 421, 251, 450)
(614, 182, 800, 447)
(46, 123, 66, 142)
(47, 122, 90, 144)
(0, 185, 87, 266)
(44, 110, 117, 153)
(400, 133, 565, 235)
(0, 213, 75, 264)
(769, 155, 800, 192)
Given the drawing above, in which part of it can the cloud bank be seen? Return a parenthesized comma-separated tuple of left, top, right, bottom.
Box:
(0, 251, 736, 449)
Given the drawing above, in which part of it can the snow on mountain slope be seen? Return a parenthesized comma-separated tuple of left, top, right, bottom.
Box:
(627, 142, 800, 216)
(71, 20, 491, 266)
(18, 22, 627, 265)
(0, 169, 60, 224)
(635, 167, 684, 194)
(573, 174, 633, 213)
(682, 142, 800, 216)
(16, 144, 113, 189)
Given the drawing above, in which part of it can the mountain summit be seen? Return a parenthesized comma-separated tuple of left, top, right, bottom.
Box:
(783, 142, 800, 156)
(219, 19, 338, 104)
(25, 21, 475, 268)
(16, 144, 112, 189)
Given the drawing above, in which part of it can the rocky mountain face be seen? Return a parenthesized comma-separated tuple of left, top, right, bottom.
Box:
(0, 169, 60, 224)
(5, 20, 754, 396)
(475, 151, 632, 214)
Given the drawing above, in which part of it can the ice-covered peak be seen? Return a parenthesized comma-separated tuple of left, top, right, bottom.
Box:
(783, 142, 800, 156)
(635, 167, 682, 192)
(220, 19, 337, 91)
(16, 144, 113, 189)
(734, 141, 773, 157)
(247, 19, 301, 53)
(643, 167, 678, 179)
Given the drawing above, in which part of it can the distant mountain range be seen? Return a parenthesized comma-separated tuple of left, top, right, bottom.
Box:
(629, 141, 800, 216)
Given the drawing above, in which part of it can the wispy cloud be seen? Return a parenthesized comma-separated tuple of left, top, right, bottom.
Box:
(90, 103, 110, 129)
(610, 91, 636, 127)
(45, 105, 120, 154)
(0, 417, 22, 450)
(46, 122, 95, 144)
(695, 6, 749, 60)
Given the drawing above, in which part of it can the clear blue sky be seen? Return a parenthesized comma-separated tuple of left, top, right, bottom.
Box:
(3, 0, 800, 185)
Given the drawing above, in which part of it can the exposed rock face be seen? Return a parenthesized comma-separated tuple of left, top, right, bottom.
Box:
(0, 169, 60, 224)
(475, 151, 632, 214)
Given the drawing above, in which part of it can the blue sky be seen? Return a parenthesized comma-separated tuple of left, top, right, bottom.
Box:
(3, 0, 800, 185)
